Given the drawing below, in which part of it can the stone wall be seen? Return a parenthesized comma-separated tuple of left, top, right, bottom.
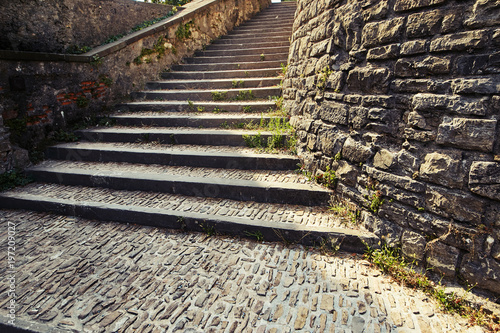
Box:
(285, 0, 500, 296)
(0, 0, 270, 171)
(0, 0, 172, 53)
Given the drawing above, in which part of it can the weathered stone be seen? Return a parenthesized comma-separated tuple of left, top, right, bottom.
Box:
(401, 230, 426, 261)
(334, 160, 359, 186)
(342, 137, 373, 163)
(451, 78, 499, 95)
(469, 162, 500, 201)
(407, 111, 428, 129)
(419, 151, 464, 189)
(464, 0, 500, 28)
(400, 40, 427, 56)
(394, 0, 446, 12)
(346, 66, 391, 94)
(426, 241, 460, 277)
(412, 93, 488, 116)
(349, 107, 369, 129)
(392, 79, 451, 94)
(436, 117, 497, 152)
(430, 29, 489, 52)
(320, 294, 334, 312)
(361, 211, 402, 247)
(425, 185, 486, 222)
(363, 0, 389, 21)
(460, 254, 500, 295)
(362, 17, 405, 47)
(351, 316, 366, 332)
(373, 149, 394, 170)
(404, 128, 437, 142)
(326, 71, 346, 92)
(455, 52, 499, 75)
(319, 101, 349, 125)
(395, 56, 451, 77)
(407, 10, 443, 38)
(361, 95, 395, 108)
(441, 10, 464, 33)
(367, 44, 399, 60)
(364, 166, 426, 193)
(396, 150, 420, 173)
(294, 306, 309, 330)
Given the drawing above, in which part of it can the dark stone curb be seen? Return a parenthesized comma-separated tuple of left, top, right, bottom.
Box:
(0, 194, 379, 253)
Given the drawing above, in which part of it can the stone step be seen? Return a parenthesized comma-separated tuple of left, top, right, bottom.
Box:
(109, 113, 282, 128)
(76, 127, 286, 146)
(0, 183, 375, 251)
(161, 67, 282, 79)
(212, 35, 290, 45)
(146, 77, 282, 90)
(229, 26, 293, 35)
(183, 53, 288, 64)
(219, 32, 291, 40)
(238, 21, 293, 29)
(194, 46, 290, 57)
(171, 60, 284, 71)
(116, 100, 276, 113)
(132, 87, 281, 102)
(46, 142, 299, 170)
(23, 161, 331, 205)
(206, 41, 290, 51)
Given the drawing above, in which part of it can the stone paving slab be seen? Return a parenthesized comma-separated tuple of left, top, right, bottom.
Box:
(0, 210, 481, 332)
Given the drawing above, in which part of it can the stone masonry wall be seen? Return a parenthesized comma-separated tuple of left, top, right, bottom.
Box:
(0, 0, 271, 172)
(0, 0, 172, 53)
(285, 0, 500, 296)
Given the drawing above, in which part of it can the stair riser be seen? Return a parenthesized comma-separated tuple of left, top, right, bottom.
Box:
(77, 131, 281, 147)
(146, 78, 281, 90)
(195, 46, 290, 57)
(161, 69, 281, 79)
(206, 41, 290, 51)
(132, 87, 281, 101)
(184, 53, 288, 64)
(220, 33, 291, 40)
(26, 170, 330, 206)
(0, 196, 371, 252)
(110, 116, 278, 128)
(239, 21, 293, 28)
(46, 147, 299, 171)
(230, 27, 292, 35)
(116, 102, 274, 113)
(171, 60, 284, 71)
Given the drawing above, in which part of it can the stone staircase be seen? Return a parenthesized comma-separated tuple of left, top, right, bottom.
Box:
(0, 2, 377, 250)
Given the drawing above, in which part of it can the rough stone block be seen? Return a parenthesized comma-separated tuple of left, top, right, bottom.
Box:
(349, 106, 369, 129)
(494, 29, 500, 46)
(361, 211, 402, 247)
(419, 151, 465, 189)
(460, 254, 500, 295)
(412, 93, 488, 116)
(426, 241, 459, 277)
(392, 79, 451, 94)
(395, 56, 451, 77)
(464, 0, 500, 28)
(425, 185, 486, 222)
(346, 66, 391, 94)
(455, 53, 498, 75)
(326, 71, 346, 92)
(407, 9, 443, 38)
(367, 44, 399, 60)
(396, 150, 420, 173)
(401, 230, 426, 261)
(404, 128, 437, 142)
(317, 126, 347, 156)
(362, 17, 405, 48)
(469, 161, 500, 201)
(441, 10, 463, 33)
(361, 95, 395, 108)
(430, 29, 489, 52)
(394, 0, 446, 12)
(319, 101, 349, 125)
(436, 117, 497, 152)
(342, 137, 373, 163)
(310, 40, 330, 57)
(373, 149, 395, 170)
(334, 160, 359, 186)
(407, 111, 428, 129)
(400, 40, 427, 56)
(363, 0, 389, 21)
(379, 183, 426, 208)
(364, 166, 426, 192)
(451, 78, 499, 95)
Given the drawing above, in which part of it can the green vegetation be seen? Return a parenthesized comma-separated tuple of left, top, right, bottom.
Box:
(53, 130, 79, 143)
(242, 106, 253, 113)
(232, 80, 245, 88)
(176, 20, 194, 41)
(313, 165, 337, 189)
(211, 91, 228, 101)
(260, 53, 265, 61)
(280, 63, 288, 76)
(0, 169, 33, 192)
(234, 90, 255, 101)
(76, 95, 89, 108)
(317, 66, 333, 90)
(244, 230, 264, 242)
(363, 243, 500, 331)
(369, 190, 384, 213)
(329, 200, 360, 225)
(65, 45, 91, 54)
(98, 74, 113, 87)
(242, 117, 294, 153)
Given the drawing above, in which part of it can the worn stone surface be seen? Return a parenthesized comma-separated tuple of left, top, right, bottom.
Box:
(436, 118, 497, 152)
(419, 151, 465, 189)
(469, 161, 500, 201)
(362, 18, 405, 47)
(402, 230, 426, 261)
(0, 210, 479, 332)
(0, 0, 173, 53)
(426, 241, 460, 277)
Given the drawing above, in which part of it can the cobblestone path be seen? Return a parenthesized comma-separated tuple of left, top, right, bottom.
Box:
(0, 210, 481, 332)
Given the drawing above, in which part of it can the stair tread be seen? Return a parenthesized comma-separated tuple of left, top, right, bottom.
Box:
(0, 183, 361, 233)
(28, 160, 328, 196)
(137, 86, 279, 93)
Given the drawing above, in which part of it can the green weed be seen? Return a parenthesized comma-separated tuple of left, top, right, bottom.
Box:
(0, 169, 33, 192)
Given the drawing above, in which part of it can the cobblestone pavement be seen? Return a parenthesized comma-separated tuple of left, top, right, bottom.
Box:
(0, 210, 482, 332)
